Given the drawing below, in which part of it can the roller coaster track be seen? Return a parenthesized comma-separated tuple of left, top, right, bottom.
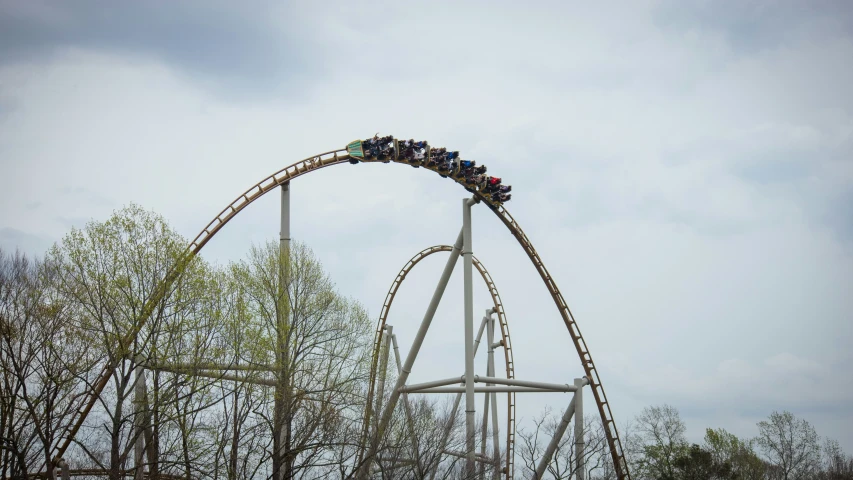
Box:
(363, 245, 517, 478)
(51, 140, 631, 480)
(16, 469, 186, 480)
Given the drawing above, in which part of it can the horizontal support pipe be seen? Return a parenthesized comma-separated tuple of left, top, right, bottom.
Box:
(405, 386, 574, 394)
(474, 376, 577, 392)
(401, 376, 465, 392)
(376, 458, 417, 466)
(147, 366, 277, 386)
(22, 469, 187, 480)
(443, 450, 498, 464)
(147, 362, 276, 372)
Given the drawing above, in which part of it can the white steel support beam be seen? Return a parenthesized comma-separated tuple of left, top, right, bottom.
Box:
(57, 459, 70, 480)
(406, 386, 573, 394)
(391, 332, 423, 476)
(443, 450, 495, 464)
(373, 326, 392, 435)
(429, 314, 489, 480)
(463, 198, 477, 478)
(280, 182, 290, 249)
(488, 314, 502, 479)
(275, 181, 290, 480)
(534, 395, 576, 480)
(473, 376, 578, 391)
(133, 363, 145, 480)
(534, 377, 589, 480)
(357, 228, 465, 479)
(403, 376, 466, 392)
(575, 377, 586, 480)
(479, 315, 493, 479)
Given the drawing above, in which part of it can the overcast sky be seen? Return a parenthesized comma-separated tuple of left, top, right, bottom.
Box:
(1, 0, 852, 455)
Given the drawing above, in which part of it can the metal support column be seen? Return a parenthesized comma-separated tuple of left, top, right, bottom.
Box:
(488, 313, 501, 479)
(280, 182, 290, 250)
(57, 459, 70, 480)
(463, 198, 477, 478)
(373, 327, 392, 434)
(534, 395, 576, 480)
(133, 362, 145, 480)
(479, 316, 492, 479)
(391, 331, 422, 475)
(575, 377, 585, 480)
(429, 315, 489, 480)
(357, 228, 465, 479)
(274, 181, 290, 480)
(534, 377, 588, 479)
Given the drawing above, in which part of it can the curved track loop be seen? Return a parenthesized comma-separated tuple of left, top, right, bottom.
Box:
(53, 145, 630, 480)
(364, 245, 517, 478)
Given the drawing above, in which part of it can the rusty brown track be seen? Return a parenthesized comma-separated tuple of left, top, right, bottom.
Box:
(363, 245, 517, 478)
(17, 469, 186, 480)
(52, 141, 631, 480)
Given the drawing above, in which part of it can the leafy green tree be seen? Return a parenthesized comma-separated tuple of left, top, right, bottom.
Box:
(48, 204, 214, 480)
(634, 405, 688, 480)
(704, 428, 766, 480)
(228, 241, 372, 480)
(672, 444, 731, 480)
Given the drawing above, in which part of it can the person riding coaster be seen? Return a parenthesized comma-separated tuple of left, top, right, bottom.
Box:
(480, 176, 501, 192)
(362, 135, 384, 159)
(431, 151, 447, 165)
(482, 178, 503, 195)
(454, 159, 476, 178)
(377, 140, 395, 163)
(397, 143, 415, 163)
(408, 141, 427, 163)
(426, 148, 446, 167)
(490, 192, 511, 203)
(498, 185, 511, 193)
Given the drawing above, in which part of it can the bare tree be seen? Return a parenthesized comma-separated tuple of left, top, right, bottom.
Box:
(0, 249, 95, 479)
(755, 410, 821, 480)
(818, 438, 853, 480)
(367, 393, 472, 480)
(518, 408, 611, 480)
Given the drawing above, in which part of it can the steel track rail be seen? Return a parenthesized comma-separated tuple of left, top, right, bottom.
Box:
(14, 470, 187, 480)
(51, 141, 630, 480)
(360, 245, 517, 478)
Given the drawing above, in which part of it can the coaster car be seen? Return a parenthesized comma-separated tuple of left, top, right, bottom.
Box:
(347, 140, 364, 163)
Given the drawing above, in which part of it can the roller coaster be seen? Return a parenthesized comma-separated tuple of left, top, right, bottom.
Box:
(49, 135, 632, 480)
